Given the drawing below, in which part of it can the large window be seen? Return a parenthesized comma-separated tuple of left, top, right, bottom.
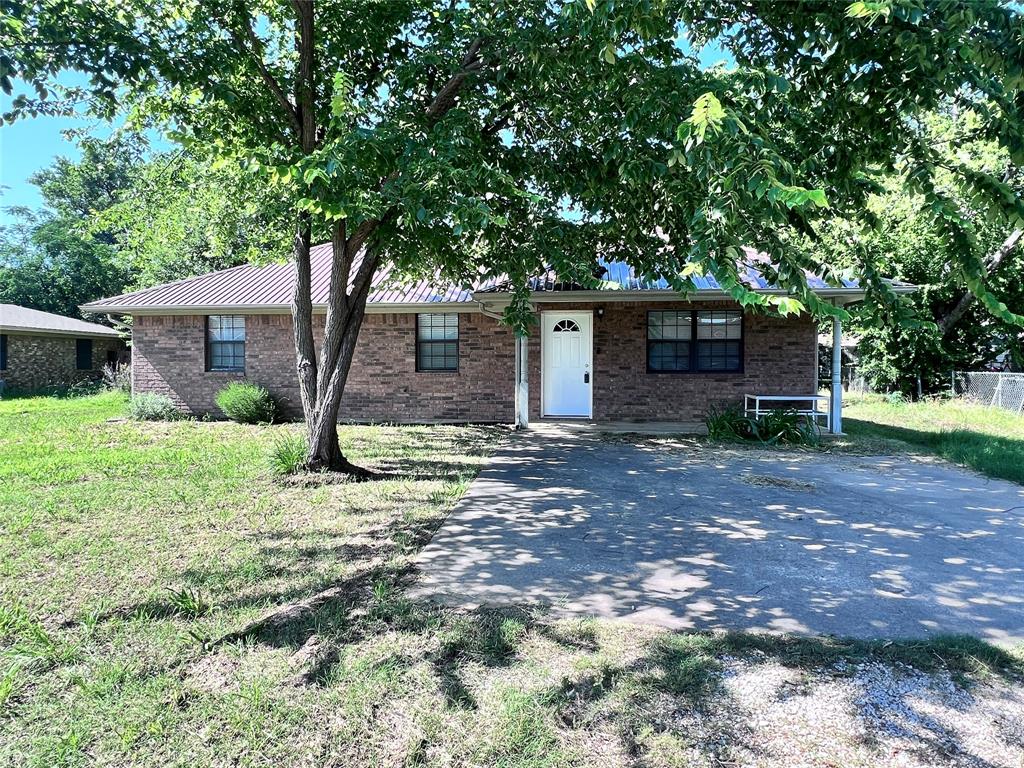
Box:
(76, 339, 93, 371)
(416, 313, 459, 371)
(206, 316, 245, 372)
(647, 310, 743, 373)
(0, 334, 6, 370)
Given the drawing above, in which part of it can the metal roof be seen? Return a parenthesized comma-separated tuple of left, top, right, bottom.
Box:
(477, 249, 890, 293)
(83, 243, 474, 312)
(0, 304, 121, 337)
(83, 243, 908, 314)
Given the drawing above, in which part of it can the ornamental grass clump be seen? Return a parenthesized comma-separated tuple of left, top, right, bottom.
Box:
(705, 406, 818, 446)
(215, 382, 278, 424)
(128, 393, 182, 421)
(267, 433, 306, 476)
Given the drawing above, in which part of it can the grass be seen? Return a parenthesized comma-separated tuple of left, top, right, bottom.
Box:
(840, 394, 1024, 484)
(1, 392, 1022, 767)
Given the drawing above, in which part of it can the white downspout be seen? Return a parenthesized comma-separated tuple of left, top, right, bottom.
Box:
(514, 334, 529, 430)
(830, 313, 843, 434)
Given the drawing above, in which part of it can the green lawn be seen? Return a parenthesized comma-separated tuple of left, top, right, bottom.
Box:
(1, 392, 1022, 767)
(841, 395, 1024, 485)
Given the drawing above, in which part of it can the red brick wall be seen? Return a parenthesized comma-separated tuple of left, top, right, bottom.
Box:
(132, 302, 815, 423)
(132, 312, 515, 422)
(526, 301, 817, 422)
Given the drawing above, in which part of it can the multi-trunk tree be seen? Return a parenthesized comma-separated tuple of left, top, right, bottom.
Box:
(5, 0, 1023, 470)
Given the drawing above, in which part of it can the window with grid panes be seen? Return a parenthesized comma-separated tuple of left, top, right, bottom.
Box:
(646, 310, 692, 371)
(695, 310, 742, 371)
(416, 313, 459, 371)
(206, 316, 245, 371)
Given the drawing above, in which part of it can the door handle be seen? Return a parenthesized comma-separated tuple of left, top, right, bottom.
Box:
(584, 372, 590, 384)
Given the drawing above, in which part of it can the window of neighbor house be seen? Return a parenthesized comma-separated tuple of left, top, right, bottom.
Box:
(0, 334, 6, 370)
(647, 310, 743, 373)
(206, 316, 245, 371)
(76, 339, 93, 370)
(416, 313, 459, 371)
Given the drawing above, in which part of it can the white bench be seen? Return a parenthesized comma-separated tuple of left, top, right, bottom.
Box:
(744, 394, 830, 429)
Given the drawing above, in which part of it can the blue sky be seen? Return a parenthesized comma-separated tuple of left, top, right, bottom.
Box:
(0, 36, 731, 225)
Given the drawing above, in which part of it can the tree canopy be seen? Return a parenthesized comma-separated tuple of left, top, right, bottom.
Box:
(6, 1, 1023, 322)
(814, 107, 1024, 391)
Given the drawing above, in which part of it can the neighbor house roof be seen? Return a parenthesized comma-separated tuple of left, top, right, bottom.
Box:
(82, 243, 914, 314)
(0, 304, 121, 338)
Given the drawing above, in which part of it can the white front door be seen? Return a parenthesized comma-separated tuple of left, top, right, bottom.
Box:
(542, 311, 593, 418)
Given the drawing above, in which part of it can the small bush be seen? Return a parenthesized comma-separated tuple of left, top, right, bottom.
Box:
(268, 433, 306, 475)
(705, 406, 746, 440)
(704, 406, 817, 446)
(215, 381, 278, 424)
(128, 393, 181, 421)
(885, 391, 907, 406)
(102, 363, 131, 393)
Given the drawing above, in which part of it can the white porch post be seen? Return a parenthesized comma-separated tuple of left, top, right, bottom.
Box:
(514, 334, 529, 429)
(830, 315, 843, 434)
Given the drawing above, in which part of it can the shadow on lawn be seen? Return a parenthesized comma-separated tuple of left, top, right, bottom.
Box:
(844, 418, 1024, 485)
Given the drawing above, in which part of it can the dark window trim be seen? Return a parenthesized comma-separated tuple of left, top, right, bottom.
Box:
(646, 310, 745, 374)
(0, 333, 6, 370)
(205, 315, 246, 372)
(76, 338, 94, 371)
(415, 313, 459, 373)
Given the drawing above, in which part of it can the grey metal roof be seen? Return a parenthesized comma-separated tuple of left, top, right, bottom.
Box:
(0, 304, 121, 337)
(83, 243, 906, 313)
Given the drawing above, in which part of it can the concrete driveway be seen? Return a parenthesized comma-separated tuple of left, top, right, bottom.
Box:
(414, 426, 1024, 643)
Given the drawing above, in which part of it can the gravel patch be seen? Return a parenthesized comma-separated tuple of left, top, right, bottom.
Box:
(656, 656, 1024, 767)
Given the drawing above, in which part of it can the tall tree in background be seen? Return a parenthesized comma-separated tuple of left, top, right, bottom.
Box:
(5, 0, 1023, 471)
(815, 107, 1024, 392)
(1, 134, 286, 317)
(0, 135, 142, 317)
(97, 152, 290, 287)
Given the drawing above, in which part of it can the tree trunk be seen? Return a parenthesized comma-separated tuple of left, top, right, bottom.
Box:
(291, 213, 318, 422)
(300, 243, 379, 476)
(937, 228, 1023, 335)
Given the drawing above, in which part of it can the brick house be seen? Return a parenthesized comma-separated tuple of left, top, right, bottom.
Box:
(0, 304, 123, 392)
(82, 245, 911, 429)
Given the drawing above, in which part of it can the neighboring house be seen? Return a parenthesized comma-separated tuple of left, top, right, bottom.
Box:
(82, 246, 913, 427)
(0, 304, 123, 392)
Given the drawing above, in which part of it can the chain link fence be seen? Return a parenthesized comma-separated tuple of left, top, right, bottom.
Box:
(953, 371, 1024, 413)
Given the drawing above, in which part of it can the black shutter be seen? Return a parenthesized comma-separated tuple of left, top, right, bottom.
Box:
(76, 339, 93, 370)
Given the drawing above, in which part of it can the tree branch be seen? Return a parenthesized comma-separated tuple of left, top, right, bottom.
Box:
(230, 2, 301, 138)
(293, 0, 316, 152)
(425, 36, 484, 123)
(938, 228, 1023, 335)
